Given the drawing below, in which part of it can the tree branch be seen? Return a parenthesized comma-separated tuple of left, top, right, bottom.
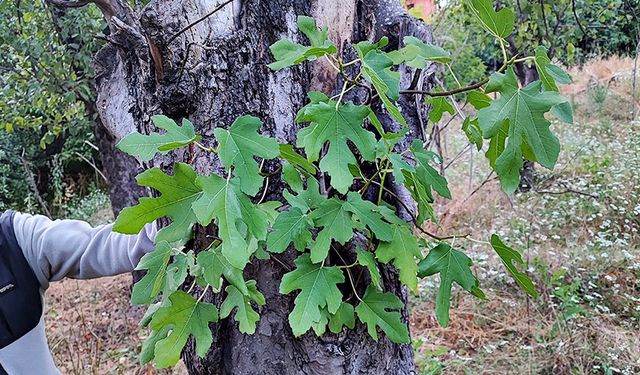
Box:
(399, 77, 489, 97)
(167, 0, 235, 45)
(534, 188, 598, 199)
(571, 0, 586, 35)
(20, 150, 52, 218)
(48, 0, 91, 8)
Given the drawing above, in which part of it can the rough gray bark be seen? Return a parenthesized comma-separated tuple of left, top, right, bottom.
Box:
(76, 0, 436, 373)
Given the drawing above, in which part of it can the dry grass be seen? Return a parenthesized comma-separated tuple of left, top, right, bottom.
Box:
(46, 276, 188, 375)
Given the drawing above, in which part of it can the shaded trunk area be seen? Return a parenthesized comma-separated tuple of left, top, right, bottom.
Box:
(82, 0, 437, 373)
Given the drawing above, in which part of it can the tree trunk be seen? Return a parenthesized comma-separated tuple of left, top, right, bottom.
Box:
(87, 0, 435, 373)
(93, 116, 145, 215)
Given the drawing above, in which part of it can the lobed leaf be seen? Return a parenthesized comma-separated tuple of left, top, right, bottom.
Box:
(296, 100, 376, 193)
(478, 67, 565, 193)
(214, 115, 279, 196)
(388, 36, 451, 66)
(355, 41, 407, 126)
(344, 192, 394, 241)
(220, 280, 265, 334)
(376, 224, 422, 293)
(114, 162, 201, 244)
(355, 285, 410, 343)
(131, 241, 173, 305)
(197, 245, 248, 295)
(279, 254, 345, 336)
(356, 248, 382, 290)
(308, 197, 356, 263)
(117, 115, 201, 161)
(418, 243, 482, 327)
(149, 291, 218, 368)
(467, 0, 515, 39)
(268, 16, 337, 71)
(266, 207, 314, 253)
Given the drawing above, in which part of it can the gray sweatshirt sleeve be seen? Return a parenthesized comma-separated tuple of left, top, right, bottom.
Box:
(12, 212, 157, 289)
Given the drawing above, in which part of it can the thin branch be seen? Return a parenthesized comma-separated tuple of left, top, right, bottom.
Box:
(20, 150, 52, 218)
(367, 180, 467, 241)
(571, 0, 586, 35)
(48, 0, 91, 8)
(534, 188, 598, 199)
(400, 77, 489, 97)
(538, 0, 550, 40)
(73, 152, 108, 184)
(167, 0, 235, 45)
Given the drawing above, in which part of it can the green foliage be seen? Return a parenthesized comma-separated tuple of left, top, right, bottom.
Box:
(279, 254, 345, 336)
(193, 173, 269, 268)
(114, 163, 201, 243)
(114, 9, 556, 366)
(376, 224, 422, 293)
(0, 1, 105, 214)
(479, 67, 564, 193)
(0, 1, 103, 140)
(296, 99, 376, 193)
(307, 197, 356, 263)
(197, 245, 248, 294)
(220, 280, 265, 334)
(214, 115, 279, 196)
(131, 241, 174, 305)
(390, 36, 452, 66)
(355, 286, 410, 343)
(266, 207, 313, 253)
(490, 234, 538, 297)
(418, 243, 482, 327)
(147, 291, 218, 368)
(268, 15, 337, 71)
(467, 0, 515, 39)
(117, 115, 201, 161)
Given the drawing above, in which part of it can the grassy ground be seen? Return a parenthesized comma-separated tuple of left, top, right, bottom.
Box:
(45, 56, 639, 374)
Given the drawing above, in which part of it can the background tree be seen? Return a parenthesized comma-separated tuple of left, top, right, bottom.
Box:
(0, 0, 143, 215)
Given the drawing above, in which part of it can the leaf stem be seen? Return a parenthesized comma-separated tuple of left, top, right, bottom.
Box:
(186, 279, 197, 294)
(338, 261, 358, 269)
(345, 265, 362, 302)
(194, 141, 215, 153)
(464, 236, 491, 246)
(513, 56, 535, 63)
(367, 179, 468, 241)
(399, 56, 516, 97)
(334, 249, 362, 302)
(196, 284, 210, 303)
(325, 55, 340, 72)
(258, 177, 270, 204)
(400, 78, 489, 97)
(341, 58, 361, 67)
(446, 63, 462, 88)
(377, 159, 390, 205)
(499, 38, 508, 65)
(335, 80, 349, 109)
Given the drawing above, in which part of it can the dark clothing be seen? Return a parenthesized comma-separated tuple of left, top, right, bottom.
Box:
(0, 211, 43, 351)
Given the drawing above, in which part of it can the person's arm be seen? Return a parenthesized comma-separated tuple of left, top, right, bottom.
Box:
(12, 212, 156, 288)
